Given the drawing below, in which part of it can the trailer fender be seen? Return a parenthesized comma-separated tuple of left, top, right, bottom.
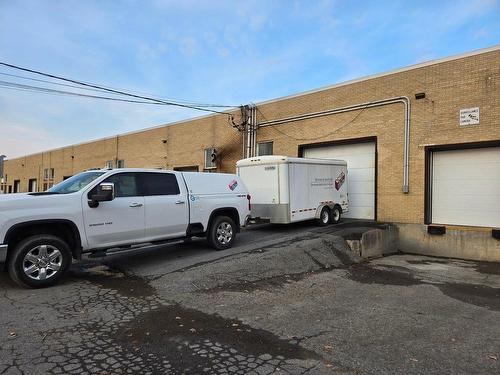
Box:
(314, 204, 330, 220)
(314, 203, 342, 219)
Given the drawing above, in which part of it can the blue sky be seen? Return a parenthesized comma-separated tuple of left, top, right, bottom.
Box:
(0, 0, 499, 159)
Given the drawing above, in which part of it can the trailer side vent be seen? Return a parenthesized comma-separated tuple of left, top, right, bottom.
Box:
(415, 92, 426, 100)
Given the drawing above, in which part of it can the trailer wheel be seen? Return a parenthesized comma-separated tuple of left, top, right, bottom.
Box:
(208, 216, 236, 250)
(330, 206, 341, 224)
(316, 207, 331, 226)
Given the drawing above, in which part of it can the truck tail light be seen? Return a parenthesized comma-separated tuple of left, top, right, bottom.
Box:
(247, 194, 251, 210)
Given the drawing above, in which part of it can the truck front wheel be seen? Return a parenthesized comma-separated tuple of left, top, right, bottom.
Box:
(208, 216, 236, 250)
(8, 235, 72, 288)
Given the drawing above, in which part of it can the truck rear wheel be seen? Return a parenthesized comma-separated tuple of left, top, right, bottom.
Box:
(316, 207, 331, 226)
(8, 235, 72, 288)
(208, 216, 236, 250)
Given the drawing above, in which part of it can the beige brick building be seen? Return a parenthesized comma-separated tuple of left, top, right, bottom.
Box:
(2, 46, 499, 260)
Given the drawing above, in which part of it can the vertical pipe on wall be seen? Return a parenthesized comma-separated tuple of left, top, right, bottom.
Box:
(252, 105, 258, 157)
(258, 96, 411, 193)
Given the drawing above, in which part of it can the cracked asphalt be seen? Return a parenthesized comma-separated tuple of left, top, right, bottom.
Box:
(1, 222, 499, 374)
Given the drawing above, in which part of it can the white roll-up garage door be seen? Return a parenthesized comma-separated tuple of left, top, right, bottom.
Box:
(431, 147, 500, 227)
(303, 141, 375, 219)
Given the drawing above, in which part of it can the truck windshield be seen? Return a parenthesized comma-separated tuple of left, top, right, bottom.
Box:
(48, 171, 105, 194)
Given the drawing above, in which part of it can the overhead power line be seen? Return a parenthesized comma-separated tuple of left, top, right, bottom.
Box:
(0, 61, 237, 115)
(0, 80, 171, 105)
(0, 71, 236, 108)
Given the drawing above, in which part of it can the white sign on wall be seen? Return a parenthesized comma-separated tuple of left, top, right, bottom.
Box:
(459, 107, 480, 126)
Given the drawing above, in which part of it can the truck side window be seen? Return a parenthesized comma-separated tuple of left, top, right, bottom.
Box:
(141, 173, 180, 196)
(103, 173, 139, 197)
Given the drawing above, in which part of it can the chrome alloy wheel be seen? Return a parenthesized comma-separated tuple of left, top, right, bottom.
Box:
(216, 222, 233, 245)
(22, 245, 63, 281)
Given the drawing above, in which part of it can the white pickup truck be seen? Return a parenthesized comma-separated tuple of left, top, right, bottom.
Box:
(0, 169, 251, 288)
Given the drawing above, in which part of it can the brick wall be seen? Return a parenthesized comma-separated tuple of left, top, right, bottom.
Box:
(3, 48, 499, 226)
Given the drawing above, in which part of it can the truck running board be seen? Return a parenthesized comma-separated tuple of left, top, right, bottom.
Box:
(87, 238, 188, 258)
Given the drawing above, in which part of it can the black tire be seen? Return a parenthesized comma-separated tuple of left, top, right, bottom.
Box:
(8, 235, 72, 288)
(330, 205, 342, 224)
(316, 207, 331, 226)
(207, 216, 236, 250)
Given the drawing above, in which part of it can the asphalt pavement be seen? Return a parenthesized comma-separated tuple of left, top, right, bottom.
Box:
(1, 221, 499, 374)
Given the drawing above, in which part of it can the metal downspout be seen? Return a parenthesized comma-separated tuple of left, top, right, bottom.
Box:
(258, 96, 411, 193)
(252, 105, 258, 157)
(245, 105, 252, 159)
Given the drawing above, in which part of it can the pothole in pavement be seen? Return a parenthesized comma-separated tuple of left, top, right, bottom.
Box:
(346, 264, 421, 286)
(69, 264, 156, 298)
(40, 263, 326, 374)
(346, 263, 500, 311)
(115, 304, 323, 374)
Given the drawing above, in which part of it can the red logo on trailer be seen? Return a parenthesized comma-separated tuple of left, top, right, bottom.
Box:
(335, 171, 345, 191)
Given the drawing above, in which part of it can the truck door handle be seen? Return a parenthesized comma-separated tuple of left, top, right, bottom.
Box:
(129, 203, 143, 208)
(175, 200, 185, 205)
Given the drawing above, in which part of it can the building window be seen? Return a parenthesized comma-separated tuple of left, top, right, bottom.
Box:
(204, 148, 217, 170)
(43, 168, 54, 180)
(105, 160, 113, 169)
(257, 141, 273, 156)
(117, 159, 125, 168)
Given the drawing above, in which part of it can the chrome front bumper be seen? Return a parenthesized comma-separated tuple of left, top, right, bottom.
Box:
(0, 244, 7, 264)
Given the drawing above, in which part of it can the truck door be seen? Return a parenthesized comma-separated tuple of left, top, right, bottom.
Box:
(140, 172, 189, 241)
(82, 172, 146, 248)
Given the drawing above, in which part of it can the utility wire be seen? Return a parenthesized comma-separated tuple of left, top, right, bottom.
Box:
(0, 80, 174, 105)
(0, 62, 236, 115)
(0, 71, 236, 108)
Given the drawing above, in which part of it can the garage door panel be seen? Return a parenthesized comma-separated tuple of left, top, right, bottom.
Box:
(432, 147, 500, 227)
(348, 206, 374, 220)
(433, 181, 500, 196)
(348, 168, 373, 181)
(433, 148, 500, 165)
(433, 209, 500, 227)
(434, 199, 500, 212)
(304, 141, 375, 220)
(433, 164, 500, 180)
(350, 193, 375, 206)
(349, 182, 375, 194)
(336, 154, 375, 168)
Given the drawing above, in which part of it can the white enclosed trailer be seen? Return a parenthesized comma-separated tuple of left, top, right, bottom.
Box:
(236, 156, 349, 225)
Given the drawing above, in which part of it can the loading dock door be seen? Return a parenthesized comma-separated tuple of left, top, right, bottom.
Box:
(431, 147, 500, 227)
(303, 141, 376, 219)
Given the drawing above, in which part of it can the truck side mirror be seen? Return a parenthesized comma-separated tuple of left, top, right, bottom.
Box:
(89, 182, 115, 207)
